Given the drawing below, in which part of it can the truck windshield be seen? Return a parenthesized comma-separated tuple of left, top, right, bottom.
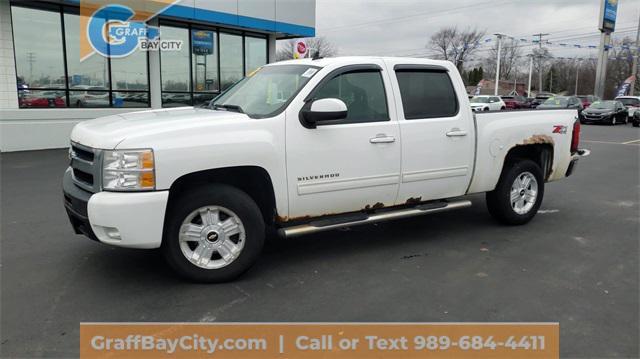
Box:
(209, 65, 320, 118)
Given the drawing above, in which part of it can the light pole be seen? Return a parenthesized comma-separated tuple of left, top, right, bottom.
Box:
(575, 59, 581, 95)
(527, 55, 533, 97)
(630, 12, 639, 95)
(494, 34, 504, 96)
(533, 33, 550, 93)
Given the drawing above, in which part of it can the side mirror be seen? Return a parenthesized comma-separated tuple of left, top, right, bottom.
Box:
(300, 98, 348, 128)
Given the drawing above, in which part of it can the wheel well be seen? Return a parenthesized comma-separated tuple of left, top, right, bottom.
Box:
(167, 166, 277, 225)
(504, 144, 554, 180)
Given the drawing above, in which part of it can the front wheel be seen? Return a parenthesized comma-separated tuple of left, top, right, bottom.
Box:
(610, 116, 617, 126)
(486, 160, 544, 225)
(162, 184, 265, 282)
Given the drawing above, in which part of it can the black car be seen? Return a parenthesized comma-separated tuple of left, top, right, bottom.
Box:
(580, 100, 628, 126)
(633, 110, 640, 127)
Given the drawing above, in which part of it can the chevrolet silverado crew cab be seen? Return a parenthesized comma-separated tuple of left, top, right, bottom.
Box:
(63, 57, 589, 282)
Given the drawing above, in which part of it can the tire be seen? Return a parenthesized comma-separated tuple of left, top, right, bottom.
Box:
(501, 106, 506, 110)
(484, 107, 490, 111)
(162, 184, 265, 282)
(610, 116, 616, 126)
(486, 159, 544, 225)
(633, 122, 639, 127)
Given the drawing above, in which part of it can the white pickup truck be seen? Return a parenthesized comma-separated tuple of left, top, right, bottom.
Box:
(63, 56, 589, 282)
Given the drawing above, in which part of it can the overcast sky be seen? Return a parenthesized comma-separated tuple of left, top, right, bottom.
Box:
(311, 0, 640, 62)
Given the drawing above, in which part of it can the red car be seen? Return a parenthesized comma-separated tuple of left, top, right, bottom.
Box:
(577, 95, 600, 109)
(500, 95, 527, 109)
(19, 92, 66, 108)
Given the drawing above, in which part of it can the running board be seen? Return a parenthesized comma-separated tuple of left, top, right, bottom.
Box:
(279, 199, 472, 238)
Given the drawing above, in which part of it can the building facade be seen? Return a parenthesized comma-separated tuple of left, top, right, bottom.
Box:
(0, 0, 315, 151)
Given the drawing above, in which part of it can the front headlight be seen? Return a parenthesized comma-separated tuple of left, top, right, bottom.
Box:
(102, 149, 155, 191)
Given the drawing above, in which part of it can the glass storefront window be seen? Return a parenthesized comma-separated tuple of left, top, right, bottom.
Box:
(114, 92, 150, 108)
(18, 90, 66, 108)
(192, 29, 219, 93)
(111, 49, 149, 91)
(12, 6, 65, 90)
(11, 4, 151, 108)
(162, 92, 192, 107)
(219, 32, 243, 90)
(244, 36, 267, 74)
(64, 13, 109, 92)
(160, 26, 191, 92)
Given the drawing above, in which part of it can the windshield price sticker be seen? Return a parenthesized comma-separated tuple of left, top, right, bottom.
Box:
(81, 323, 559, 358)
(301, 68, 318, 78)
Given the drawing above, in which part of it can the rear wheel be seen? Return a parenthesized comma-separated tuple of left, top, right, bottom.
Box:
(162, 184, 265, 282)
(486, 160, 544, 225)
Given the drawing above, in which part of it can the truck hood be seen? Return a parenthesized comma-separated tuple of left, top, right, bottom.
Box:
(70, 107, 249, 149)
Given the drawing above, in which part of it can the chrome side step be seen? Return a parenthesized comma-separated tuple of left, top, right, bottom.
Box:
(280, 199, 472, 238)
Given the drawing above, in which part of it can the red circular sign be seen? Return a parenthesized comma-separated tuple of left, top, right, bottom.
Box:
(297, 42, 307, 55)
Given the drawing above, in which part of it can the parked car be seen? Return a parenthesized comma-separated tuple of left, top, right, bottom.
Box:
(615, 96, 640, 120)
(577, 95, 600, 109)
(531, 93, 555, 108)
(633, 109, 640, 127)
(64, 56, 589, 282)
(470, 95, 506, 111)
(580, 100, 628, 125)
(537, 96, 583, 111)
(69, 85, 110, 107)
(19, 91, 66, 108)
(501, 95, 528, 109)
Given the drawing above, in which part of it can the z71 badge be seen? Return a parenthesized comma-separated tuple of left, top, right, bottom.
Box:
(552, 125, 567, 134)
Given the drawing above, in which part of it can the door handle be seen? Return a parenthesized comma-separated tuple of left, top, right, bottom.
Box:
(370, 135, 396, 144)
(446, 129, 468, 137)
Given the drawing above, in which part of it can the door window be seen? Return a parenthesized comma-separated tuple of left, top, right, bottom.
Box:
(313, 70, 389, 123)
(395, 70, 458, 119)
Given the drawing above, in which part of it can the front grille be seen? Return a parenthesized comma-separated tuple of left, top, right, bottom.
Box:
(72, 168, 94, 186)
(71, 144, 94, 162)
(70, 142, 102, 193)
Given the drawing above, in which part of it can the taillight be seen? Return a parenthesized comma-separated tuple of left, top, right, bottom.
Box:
(571, 120, 580, 153)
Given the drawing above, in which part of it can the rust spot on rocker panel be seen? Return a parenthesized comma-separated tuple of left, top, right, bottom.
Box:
(364, 202, 385, 211)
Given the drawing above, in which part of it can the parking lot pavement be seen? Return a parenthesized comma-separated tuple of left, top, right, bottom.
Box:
(1, 124, 638, 358)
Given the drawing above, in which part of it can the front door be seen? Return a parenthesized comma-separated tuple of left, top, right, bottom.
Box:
(284, 61, 401, 219)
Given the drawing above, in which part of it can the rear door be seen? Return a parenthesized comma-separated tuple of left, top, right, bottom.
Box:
(386, 61, 475, 204)
(284, 61, 401, 218)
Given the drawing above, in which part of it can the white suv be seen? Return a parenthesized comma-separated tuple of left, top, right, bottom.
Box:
(615, 96, 640, 119)
(470, 95, 506, 112)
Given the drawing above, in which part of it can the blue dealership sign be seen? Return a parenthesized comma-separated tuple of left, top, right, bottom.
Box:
(599, 0, 618, 32)
(192, 30, 214, 55)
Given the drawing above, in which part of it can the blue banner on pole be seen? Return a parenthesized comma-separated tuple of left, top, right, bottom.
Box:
(192, 30, 214, 55)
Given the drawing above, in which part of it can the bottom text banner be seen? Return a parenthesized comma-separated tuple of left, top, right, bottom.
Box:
(81, 322, 559, 358)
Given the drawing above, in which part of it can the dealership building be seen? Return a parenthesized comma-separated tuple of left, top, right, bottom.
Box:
(0, 0, 315, 151)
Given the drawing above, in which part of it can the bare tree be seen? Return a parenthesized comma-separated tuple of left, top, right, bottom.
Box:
(531, 47, 552, 92)
(483, 38, 523, 80)
(428, 26, 486, 71)
(276, 37, 338, 61)
(603, 36, 637, 98)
